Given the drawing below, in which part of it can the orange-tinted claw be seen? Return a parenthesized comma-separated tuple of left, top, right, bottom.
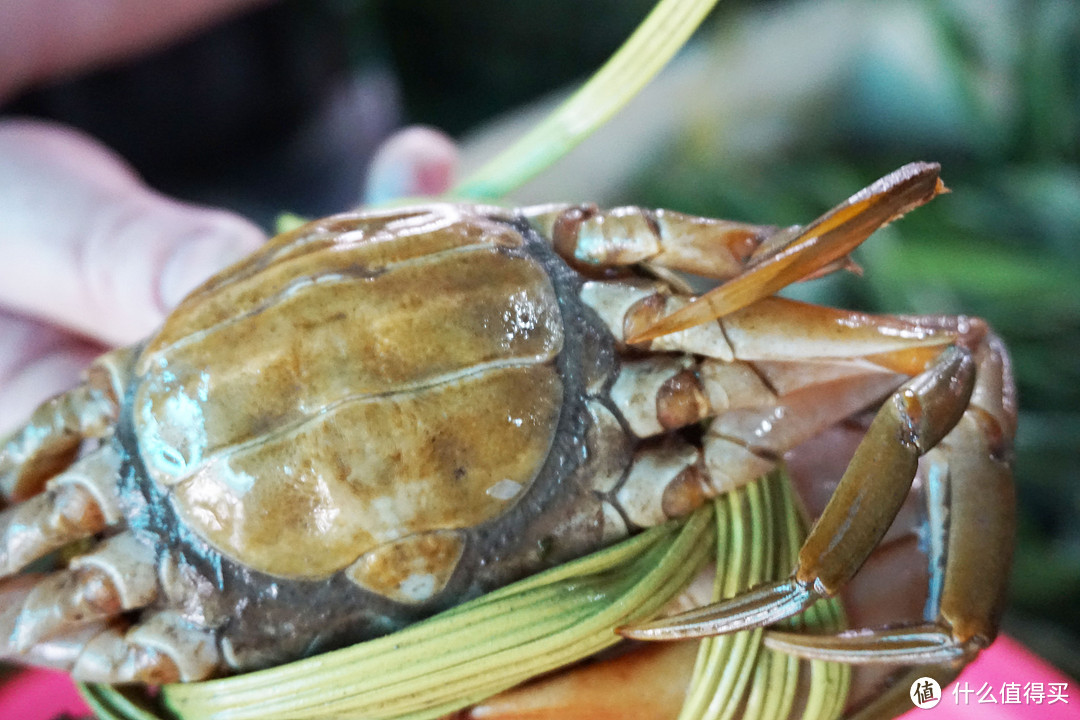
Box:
(626, 163, 946, 343)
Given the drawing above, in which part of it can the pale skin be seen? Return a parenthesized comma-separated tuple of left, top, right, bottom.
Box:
(0, 0, 458, 435)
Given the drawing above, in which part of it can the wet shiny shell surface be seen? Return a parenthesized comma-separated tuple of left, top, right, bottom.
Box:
(114, 206, 622, 668)
(135, 207, 569, 580)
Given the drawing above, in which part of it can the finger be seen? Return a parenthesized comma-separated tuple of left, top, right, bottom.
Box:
(0, 0, 274, 102)
(0, 310, 104, 436)
(0, 119, 266, 345)
(363, 126, 459, 206)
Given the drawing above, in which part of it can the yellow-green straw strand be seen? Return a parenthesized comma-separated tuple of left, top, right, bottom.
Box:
(674, 469, 851, 720)
(166, 525, 675, 704)
(86, 470, 852, 720)
(162, 508, 713, 720)
(453, 0, 720, 200)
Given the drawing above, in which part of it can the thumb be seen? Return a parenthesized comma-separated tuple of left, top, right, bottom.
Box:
(0, 119, 266, 345)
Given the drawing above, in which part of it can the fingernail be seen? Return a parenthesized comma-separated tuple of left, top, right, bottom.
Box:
(159, 231, 256, 309)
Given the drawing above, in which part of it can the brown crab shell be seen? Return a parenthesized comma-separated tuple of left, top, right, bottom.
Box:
(115, 205, 627, 669)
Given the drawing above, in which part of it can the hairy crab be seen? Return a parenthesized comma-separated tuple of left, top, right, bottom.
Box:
(0, 163, 1013, 702)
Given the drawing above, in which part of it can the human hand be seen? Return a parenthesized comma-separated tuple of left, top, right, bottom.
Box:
(0, 120, 457, 435)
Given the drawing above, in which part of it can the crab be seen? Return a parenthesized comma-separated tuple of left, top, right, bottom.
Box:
(0, 162, 1014, 692)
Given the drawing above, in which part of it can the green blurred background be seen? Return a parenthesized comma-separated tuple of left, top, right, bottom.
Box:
(6, 0, 1078, 683)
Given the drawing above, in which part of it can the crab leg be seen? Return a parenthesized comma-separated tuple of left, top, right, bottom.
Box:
(532, 162, 944, 341)
(582, 281, 958, 373)
(0, 576, 106, 670)
(3, 533, 159, 651)
(526, 202, 779, 278)
(760, 338, 1015, 664)
(0, 603, 213, 684)
(622, 337, 1014, 665)
(0, 537, 218, 682)
(66, 610, 220, 683)
(62, 623, 186, 684)
(623, 345, 974, 636)
(1, 346, 134, 501)
(606, 359, 911, 528)
(589, 291, 965, 524)
(628, 163, 945, 342)
(1, 556, 218, 683)
(0, 444, 122, 577)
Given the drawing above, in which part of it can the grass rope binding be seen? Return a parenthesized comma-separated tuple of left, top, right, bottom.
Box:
(83, 506, 710, 719)
(80, 469, 849, 720)
(675, 470, 849, 720)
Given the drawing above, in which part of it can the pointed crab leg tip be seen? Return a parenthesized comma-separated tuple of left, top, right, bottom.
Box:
(618, 579, 818, 641)
(891, 161, 941, 183)
(763, 625, 969, 665)
(851, 162, 944, 211)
